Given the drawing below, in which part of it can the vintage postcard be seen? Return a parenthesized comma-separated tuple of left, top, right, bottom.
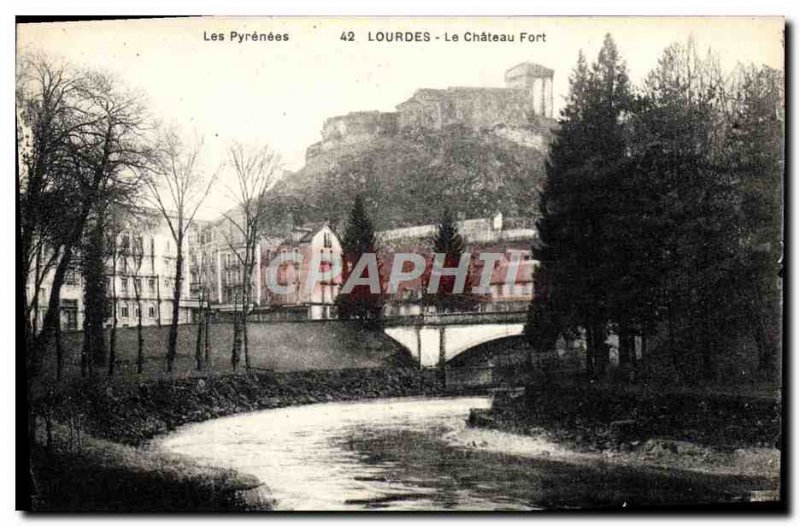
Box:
(16, 16, 784, 512)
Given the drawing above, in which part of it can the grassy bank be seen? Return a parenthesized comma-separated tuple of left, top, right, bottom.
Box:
(28, 367, 449, 510)
(468, 381, 781, 485)
(476, 382, 781, 452)
(47, 320, 415, 381)
(31, 426, 271, 512)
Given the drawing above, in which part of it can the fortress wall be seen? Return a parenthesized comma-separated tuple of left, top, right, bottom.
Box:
(445, 88, 530, 129)
(308, 62, 556, 157)
(321, 111, 398, 141)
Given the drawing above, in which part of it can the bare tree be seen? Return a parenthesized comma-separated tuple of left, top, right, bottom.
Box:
(17, 54, 148, 377)
(145, 131, 215, 373)
(119, 210, 156, 374)
(219, 142, 282, 371)
(189, 234, 212, 371)
(105, 217, 122, 377)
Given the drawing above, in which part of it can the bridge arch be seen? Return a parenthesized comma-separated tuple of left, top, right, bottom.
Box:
(383, 321, 525, 367)
(447, 334, 530, 367)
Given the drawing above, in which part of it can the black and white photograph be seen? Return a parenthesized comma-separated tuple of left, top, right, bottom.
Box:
(15, 15, 785, 512)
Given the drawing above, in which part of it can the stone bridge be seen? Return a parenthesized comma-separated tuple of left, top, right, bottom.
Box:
(383, 311, 527, 367)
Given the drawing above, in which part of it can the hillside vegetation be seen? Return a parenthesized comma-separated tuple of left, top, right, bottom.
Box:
(267, 124, 550, 232)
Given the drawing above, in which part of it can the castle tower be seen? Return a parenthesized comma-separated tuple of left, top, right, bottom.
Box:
(504, 62, 554, 119)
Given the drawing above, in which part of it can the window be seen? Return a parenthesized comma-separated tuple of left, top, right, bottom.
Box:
(149, 278, 156, 291)
(323, 232, 332, 248)
(121, 302, 129, 318)
(148, 304, 156, 318)
(134, 304, 140, 318)
(134, 278, 142, 294)
(64, 270, 78, 285)
(120, 234, 130, 251)
(61, 299, 78, 330)
(121, 278, 128, 294)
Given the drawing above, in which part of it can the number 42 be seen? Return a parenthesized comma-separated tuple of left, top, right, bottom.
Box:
(340, 31, 355, 42)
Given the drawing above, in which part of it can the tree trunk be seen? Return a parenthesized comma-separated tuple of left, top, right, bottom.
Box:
(55, 319, 63, 381)
(204, 302, 210, 367)
(585, 320, 607, 381)
(618, 318, 633, 381)
(31, 245, 73, 376)
(167, 243, 184, 373)
(83, 216, 107, 370)
(108, 271, 117, 377)
(640, 331, 648, 368)
(584, 324, 595, 380)
(31, 246, 41, 335)
(243, 272, 252, 371)
(156, 275, 162, 327)
(194, 291, 204, 371)
(750, 283, 774, 373)
(136, 288, 144, 374)
(231, 293, 240, 371)
(80, 317, 88, 378)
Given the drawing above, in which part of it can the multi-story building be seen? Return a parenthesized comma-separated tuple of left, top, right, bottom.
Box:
(25, 209, 200, 332)
(259, 223, 343, 319)
(28, 206, 536, 332)
(189, 217, 343, 320)
(377, 212, 538, 316)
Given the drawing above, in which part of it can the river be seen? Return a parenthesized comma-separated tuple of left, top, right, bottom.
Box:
(155, 396, 764, 511)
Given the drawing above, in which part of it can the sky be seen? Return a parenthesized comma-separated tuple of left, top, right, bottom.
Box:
(17, 17, 784, 217)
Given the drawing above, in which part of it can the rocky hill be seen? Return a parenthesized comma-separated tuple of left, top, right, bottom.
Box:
(266, 123, 553, 232)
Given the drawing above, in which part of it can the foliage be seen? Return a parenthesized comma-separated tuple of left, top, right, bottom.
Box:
(529, 35, 784, 385)
(267, 124, 547, 232)
(335, 195, 384, 326)
(422, 209, 478, 312)
(532, 36, 633, 378)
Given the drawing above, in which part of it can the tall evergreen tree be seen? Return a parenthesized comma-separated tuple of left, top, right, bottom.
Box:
(723, 64, 784, 373)
(532, 36, 633, 380)
(629, 40, 757, 382)
(335, 195, 384, 325)
(424, 209, 475, 312)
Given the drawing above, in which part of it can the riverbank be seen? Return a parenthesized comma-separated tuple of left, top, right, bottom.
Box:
(27, 368, 450, 511)
(31, 425, 273, 511)
(466, 382, 782, 494)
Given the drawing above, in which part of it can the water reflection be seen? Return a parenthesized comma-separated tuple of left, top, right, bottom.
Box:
(157, 396, 763, 511)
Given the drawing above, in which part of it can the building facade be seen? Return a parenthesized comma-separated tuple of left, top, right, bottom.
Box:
(377, 212, 538, 317)
(26, 210, 199, 332)
(189, 219, 344, 321)
(28, 207, 536, 332)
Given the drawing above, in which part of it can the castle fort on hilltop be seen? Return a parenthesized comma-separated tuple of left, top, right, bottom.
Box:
(306, 62, 555, 160)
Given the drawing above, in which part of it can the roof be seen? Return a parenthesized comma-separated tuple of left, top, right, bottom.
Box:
(399, 86, 524, 106)
(505, 62, 555, 78)
(276, 222, 334, 247)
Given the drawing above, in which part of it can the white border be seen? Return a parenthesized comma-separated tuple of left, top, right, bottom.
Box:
(3, 2, 796, 525)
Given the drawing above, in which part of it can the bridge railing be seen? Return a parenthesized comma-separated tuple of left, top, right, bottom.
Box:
(383, 309, 528, 327)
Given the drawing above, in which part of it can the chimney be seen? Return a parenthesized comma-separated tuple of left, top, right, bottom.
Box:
(493, 211, 503, 231)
